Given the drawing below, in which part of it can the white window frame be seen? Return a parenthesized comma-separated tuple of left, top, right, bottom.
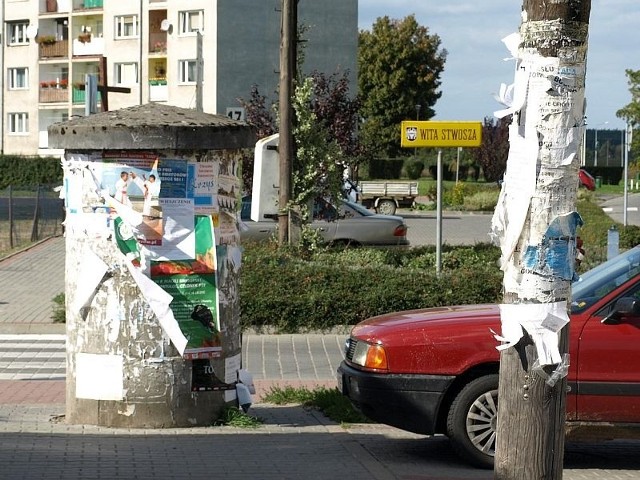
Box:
(178, 59, 196, 84)
(114, 62, 139, 86)
(8, 113, 29, 134)
(8, 67, 29, 90)
(7, 21, 30, 45)
(178, 10, 204, 35)
(114, 15, 138, 39)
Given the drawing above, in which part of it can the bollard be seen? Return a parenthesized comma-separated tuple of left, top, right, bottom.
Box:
(607, 225, 619, 260)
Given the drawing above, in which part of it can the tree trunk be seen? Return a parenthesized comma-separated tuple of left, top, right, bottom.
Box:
(493, 1, 591, 479)
(278, 0, 295, 245)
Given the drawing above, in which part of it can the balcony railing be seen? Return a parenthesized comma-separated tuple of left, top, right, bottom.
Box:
(149, 79, 168, 102)
(40, 87, 69, 103)
(39, 39, 68, 59)
(74, 0, 102, 9)
(72, 36, 104, 56)
(72, 87, 101, 104)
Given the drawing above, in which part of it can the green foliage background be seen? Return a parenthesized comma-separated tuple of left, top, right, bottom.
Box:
(0, 155, 62, 189)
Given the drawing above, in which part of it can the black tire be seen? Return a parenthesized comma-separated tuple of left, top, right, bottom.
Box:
(376, 199, 396, 215)
(446, 374, 498, 469)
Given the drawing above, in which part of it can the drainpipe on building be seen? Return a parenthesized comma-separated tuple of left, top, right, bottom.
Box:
(1, 4, 5, 154)
(139, 0, 143, 106)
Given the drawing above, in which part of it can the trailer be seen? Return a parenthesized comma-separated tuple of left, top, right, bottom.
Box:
(358, 181, 419, 215)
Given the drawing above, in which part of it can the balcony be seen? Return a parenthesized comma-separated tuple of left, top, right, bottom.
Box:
(72, 86, 101, 104)
(39, 39, 68, 59)
(40, 85, 69, 103)
(149, 79, 168, 102)
(72, 35, 104, 56)
(73, 0, 102, 10)
(42, 0, 71, 13)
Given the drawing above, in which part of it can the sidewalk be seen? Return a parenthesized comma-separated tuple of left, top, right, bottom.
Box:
(0, 236, 347, 404)
(2, 239, 639, 478)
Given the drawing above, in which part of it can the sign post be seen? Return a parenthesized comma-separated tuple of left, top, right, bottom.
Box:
(401, 121, 482, 273)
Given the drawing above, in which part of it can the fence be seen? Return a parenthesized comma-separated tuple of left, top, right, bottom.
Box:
(0, 184, 64, 253)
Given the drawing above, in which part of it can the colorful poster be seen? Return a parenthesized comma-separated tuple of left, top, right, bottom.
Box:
(151, 215, 221, 359)
(187, 161, 218, 212)
(70, 151, 228, 357)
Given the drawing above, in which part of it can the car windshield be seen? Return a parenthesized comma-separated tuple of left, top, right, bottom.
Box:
(571, 246, 640, 312)
(341, 199, 374, 217)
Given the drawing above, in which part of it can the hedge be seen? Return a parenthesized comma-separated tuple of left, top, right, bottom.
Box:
(0, 155, 62, 189)
(239, 243, 503, 332)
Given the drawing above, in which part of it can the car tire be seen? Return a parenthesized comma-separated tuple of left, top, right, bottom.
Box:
(446, 374, 498, 469)
(376, 199, 396, 215)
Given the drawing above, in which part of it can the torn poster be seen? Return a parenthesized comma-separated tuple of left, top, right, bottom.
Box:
(522, 212, 583, 281)
(496, 301, 570, 366)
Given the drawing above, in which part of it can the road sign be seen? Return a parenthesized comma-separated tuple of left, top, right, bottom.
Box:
(401, 121, 482, 148)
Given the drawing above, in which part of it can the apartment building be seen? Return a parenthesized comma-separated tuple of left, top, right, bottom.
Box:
(1, 0, 357, 155)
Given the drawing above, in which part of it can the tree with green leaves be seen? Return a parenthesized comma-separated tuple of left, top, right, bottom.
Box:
(292, 77, 342, 212)
(616, 69, 639, 160)
(238, 71, 360, 194)
(359, 15, 447, 159)
(617, 69, 640, 125)
(472, 116, 510, 183)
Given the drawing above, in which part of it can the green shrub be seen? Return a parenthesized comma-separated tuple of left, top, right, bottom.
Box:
(463, 190, 500, 211)
(240, 243, 503, 332)
(0, 155, 62, 189)
(405, 158, 424, 180)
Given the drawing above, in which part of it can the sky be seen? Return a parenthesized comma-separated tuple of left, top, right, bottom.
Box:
(358, 0, 640, 131)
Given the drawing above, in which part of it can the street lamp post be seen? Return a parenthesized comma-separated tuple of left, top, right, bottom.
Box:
(414, 104, 421, 156)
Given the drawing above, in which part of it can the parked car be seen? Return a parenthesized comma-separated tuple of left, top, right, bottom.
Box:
(240, 196, 409, 246)
(579, 168, 596, 191)
(338, 246, 640, 468)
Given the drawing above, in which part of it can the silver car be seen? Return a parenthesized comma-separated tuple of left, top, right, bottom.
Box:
(240, 196, 409, 246)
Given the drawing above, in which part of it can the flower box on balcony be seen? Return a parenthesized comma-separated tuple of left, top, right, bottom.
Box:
(40, 87, 68, 103)
(39, 39, 68, 59)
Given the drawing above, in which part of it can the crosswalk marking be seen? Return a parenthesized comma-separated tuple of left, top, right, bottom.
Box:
(0, 335, 66, 380)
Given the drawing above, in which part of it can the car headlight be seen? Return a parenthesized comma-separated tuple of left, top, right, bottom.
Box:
(351, 340, 388, 371)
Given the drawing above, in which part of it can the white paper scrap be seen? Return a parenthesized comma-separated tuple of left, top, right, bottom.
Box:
(72, 249, 109, 311)
(496, 302, 569, 366)
(76, 353, 124, 400)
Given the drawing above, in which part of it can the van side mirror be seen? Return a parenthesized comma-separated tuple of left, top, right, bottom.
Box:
(601, 297, 640, 325)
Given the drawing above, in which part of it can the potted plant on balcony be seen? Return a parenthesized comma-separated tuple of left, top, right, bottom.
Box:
(36, 35, 57, 45)
(78, 32, 92, 43)
(40, 81, 50, 89)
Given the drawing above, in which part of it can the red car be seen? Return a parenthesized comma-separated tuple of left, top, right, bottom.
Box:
(579, 168, 596, 191)
(338, 246, 640, 468)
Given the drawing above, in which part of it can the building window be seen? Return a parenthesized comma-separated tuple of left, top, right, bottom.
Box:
(114, 63, 138, 86)
(178, 10, 203, 34)
(8, 113, 29, 134)
(178, 60, 196, 83)
(114, 15, 138, 39)
(8, 68, 28, 90)
(7, 21, 30, 45)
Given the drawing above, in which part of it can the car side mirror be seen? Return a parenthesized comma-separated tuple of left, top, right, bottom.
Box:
(601, 297, 640, 325)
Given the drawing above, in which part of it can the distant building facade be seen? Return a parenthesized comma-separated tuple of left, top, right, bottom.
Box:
(1, 0, 357, 155)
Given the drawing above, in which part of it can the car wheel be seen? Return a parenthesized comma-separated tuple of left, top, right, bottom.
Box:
(446, 374, 498, 469)
(376, 199, 396, 215)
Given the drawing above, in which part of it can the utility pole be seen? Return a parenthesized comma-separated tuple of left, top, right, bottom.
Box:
(278, 0, 296, 245)
(493, 1, 591, 479)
